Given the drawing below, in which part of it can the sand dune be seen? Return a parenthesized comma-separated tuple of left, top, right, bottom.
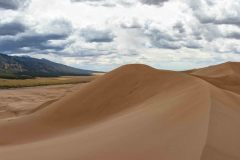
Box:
(0, 63, 240, 160)
(191, 62, 240, 94)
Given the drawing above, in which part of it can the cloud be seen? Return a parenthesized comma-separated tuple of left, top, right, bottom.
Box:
(0, 0, 30, 10)
(212, 18, 240, 27)
(188, 0, 240, 27)
(173, 22, 185, 34)
(1, 0, 240, 71)
(71, 0, 170, 6)
(0, 21, 26, 36)
(143, 23, 183, 49)
(184, 40, 202, 49)
(40, 19, 73, 36)
(120, 18, 142, 29)
(140, 0, 169, 5)
(0, 32, 69, 53)
(225, 32, 240, 40)
(151, 40, 181, 49)
(0, 19, 73, 54)
(70, 0, 117, 7)
(140, 18, 207, 50)
(80, 28, 115, 43)
(71, 0, 100, 2)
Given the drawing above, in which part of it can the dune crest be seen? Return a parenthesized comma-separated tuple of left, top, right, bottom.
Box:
(0, 63, 240, 160)
(191, 62, 240, 94)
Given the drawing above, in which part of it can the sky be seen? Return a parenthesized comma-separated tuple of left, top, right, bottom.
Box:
(0, 0, 240, 71)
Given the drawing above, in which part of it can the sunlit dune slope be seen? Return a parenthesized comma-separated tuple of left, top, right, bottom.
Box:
(201, 86, 240, 160)
(0, 63, 240, 160)
(0, 64, 206, 144)
(190, 62, 240, 94)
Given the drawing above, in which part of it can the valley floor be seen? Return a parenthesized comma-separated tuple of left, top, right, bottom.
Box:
(0, 76, 97, 89)
(0, 83, 85, 120)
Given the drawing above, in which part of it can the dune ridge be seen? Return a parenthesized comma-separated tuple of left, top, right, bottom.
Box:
(191, 62, 240, 94)
(0, 63, 240, 160)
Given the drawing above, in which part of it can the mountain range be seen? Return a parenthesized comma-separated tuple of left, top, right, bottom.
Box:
(0, 53, 93, 79)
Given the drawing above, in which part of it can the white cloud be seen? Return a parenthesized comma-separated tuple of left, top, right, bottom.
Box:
(0, 0, 240, 71)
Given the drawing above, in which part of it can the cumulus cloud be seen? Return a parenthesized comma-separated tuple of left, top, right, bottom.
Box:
(70, 0, 117, 7)
(140, 0, 169, 5)
(142, 21, 203, 50)
(184, 40, 202, 49)
(145, 29, 181, 49)
(32, 0, 240, 69)
(225, 32, 240, 40)
(173, 22, 185, 34)
(80, 28, 115, 43)
(38, 19, 73, 36)
(71, 0, 99, 1)
(188, 0, 240, 27)
(1, 0, 240, 71)
(0, 19, 72, 54)
(0, 21, 26, 35)
(71, 0, 170, 7)
(120, 18, 142, 29)
(0, 0, 30, 10)
(0, 32, 69, 53)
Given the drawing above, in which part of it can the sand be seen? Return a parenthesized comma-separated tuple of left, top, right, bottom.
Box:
(0, 84, 85, 120)
(0, 63, 239, 160)
(191, 62, 240, 94)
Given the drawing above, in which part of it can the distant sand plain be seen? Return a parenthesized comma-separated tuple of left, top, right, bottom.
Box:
(0, 84, 86, 120)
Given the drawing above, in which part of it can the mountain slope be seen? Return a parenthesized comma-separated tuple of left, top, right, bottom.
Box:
(0, 53, 93, 78)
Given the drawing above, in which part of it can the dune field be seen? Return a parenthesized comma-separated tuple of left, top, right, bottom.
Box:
(0, 84, 86, 120)
(0, 62, 240, 160)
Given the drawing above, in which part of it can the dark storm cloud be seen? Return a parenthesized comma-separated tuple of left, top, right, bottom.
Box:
(0, 21, 26, 36)
(0, 0, 30, 10)
(196, 14, 240, 27)
(225, 32, 240, 40)
(0, 32, 69, 53)
(213, 18, 240, 26)
(0, 19, 73, 54)
(80, 28, 115, 43)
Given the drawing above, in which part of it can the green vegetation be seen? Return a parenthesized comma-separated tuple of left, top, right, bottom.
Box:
(0, 76, 97, 89)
